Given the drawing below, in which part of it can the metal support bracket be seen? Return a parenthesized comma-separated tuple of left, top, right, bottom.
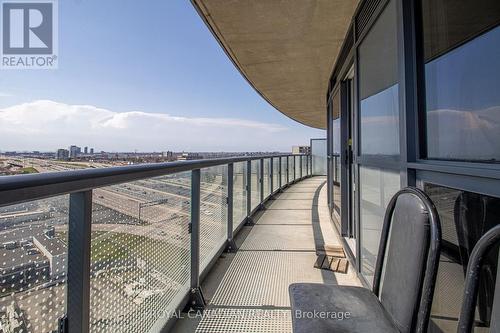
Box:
(184, 287, 206, 311)
(245, 216, 255, 226)
(225, 239, 238, 253)
(58, 315, 68, 333)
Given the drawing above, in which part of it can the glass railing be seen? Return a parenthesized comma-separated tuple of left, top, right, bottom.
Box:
(0, 153, 311, 332)
(263, 159, 270, 199)
(281, 157, 288, 186)
(288, 156, 295, 182)
(232, 162, 247, 231)
(272, 157, 279, 193)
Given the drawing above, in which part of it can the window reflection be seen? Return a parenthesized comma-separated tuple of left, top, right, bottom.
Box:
(424, 183, 500, 332)
(358, 0, 400, 156)
(359, 166, 400, 285)
(360, 84, 399, 156)
(425, 26, 500, 161)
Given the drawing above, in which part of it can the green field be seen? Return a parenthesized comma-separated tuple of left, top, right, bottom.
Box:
(57, 230, 189, 279)
(19, 167, 38, 174)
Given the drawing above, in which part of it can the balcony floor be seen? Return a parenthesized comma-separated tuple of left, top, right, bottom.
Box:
(172, 176, 361, 333)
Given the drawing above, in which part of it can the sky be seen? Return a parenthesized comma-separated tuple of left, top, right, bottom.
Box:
(0, 0, 324, 152)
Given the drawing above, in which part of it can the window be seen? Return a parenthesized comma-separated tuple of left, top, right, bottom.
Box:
(358, 0, 400, 156)
(421, 0, 500, 161)
(423, 183, 500, 332)
(359, 166, 400, 285)
(332, 90, 341, 214)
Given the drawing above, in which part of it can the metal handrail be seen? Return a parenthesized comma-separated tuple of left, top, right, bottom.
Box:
(0, 153, 306, 207)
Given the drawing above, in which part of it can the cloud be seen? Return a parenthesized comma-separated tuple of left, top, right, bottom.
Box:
(0, 100, 316, 152)
(0, 92, 13, 97)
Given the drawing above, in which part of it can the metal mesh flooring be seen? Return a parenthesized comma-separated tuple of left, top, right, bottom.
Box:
(210, 251, 337, 307)
(238, 225, 316, 251)
(173, 176, 361, 333)
(195, 309, 292, 333)
(264, 199, 316, 210)
(254, 209, 314, 225)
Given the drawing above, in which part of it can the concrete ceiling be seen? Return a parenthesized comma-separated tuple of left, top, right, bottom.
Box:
(192, 0, 359, 129)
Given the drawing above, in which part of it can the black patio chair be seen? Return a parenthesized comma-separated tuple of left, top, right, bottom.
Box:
(457, 224, 500, 333)
(453, 193, 500, 325)
(289, 187, 442, 333)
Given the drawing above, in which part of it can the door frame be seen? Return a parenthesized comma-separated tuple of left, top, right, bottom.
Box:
(340, 65, 359, 262)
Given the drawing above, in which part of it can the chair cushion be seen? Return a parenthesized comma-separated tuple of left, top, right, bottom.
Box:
(289, 283, 399, 333)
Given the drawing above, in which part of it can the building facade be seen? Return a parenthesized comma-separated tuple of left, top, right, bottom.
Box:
(326, 1, 500, 331)
(292, 146, 311, 155)
(56, 149, 69, 160)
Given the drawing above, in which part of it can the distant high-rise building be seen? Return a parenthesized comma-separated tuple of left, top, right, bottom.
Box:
(69, 145, 81, 158)
(56, 149, 69, 160)
(90, 148, 94, 155)
(292, 146, 311, 155)
(177, 153, 202, 161)
(84, 146, 88, 154)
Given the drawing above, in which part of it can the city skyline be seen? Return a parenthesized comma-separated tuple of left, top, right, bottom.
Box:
(0, 1, 324, 152)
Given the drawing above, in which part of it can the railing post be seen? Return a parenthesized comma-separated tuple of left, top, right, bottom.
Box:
(278, 157, 282, 189)
(187, 169, 206, 310)
(226, 163, 237, 252)
(245, 160, 254, 225)
(260, 159, 264, 206)
(270, 158, 274, 194)
(66, 190, 92, 333)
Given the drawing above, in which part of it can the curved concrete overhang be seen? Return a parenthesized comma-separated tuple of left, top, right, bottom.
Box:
(191, 0, 358, 129)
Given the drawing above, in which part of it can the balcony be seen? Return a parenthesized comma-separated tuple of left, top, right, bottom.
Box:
(0, 152, 357, 333)
(172, 176, 359, 333)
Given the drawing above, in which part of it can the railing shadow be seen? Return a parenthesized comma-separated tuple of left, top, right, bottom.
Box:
(310, 179, 339, 283)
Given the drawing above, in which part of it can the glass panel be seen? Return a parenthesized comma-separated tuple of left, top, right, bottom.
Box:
(358, 0, 399, 156)
(233, 162, 247, 230)
(311, 139, 327, 175)
(0, 196, 68, 333)
(263, 159, 270, 199)
(294, 156, 300, 179)
(200, 165, 227, 270)
(359, 166, 400, 285)
(333, 153, 341, 215)
(332, 115, 341, 215)
(281, 158, 287, 186)
(422, 11, 500, 161)
(423, 183, 500, 332)
(272, 157, 280, 191)
(289, 157, 295, 182)
(251, 160, 261, 211)
(89, 173, 190, 332)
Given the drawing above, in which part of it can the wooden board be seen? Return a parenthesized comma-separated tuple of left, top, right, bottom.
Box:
(314, 254, 349, 273)
(329, 257, 340, 271)
(314, 254, 326, 268)
(321, 256, 333, 270)
(336, 258, 348, 273)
